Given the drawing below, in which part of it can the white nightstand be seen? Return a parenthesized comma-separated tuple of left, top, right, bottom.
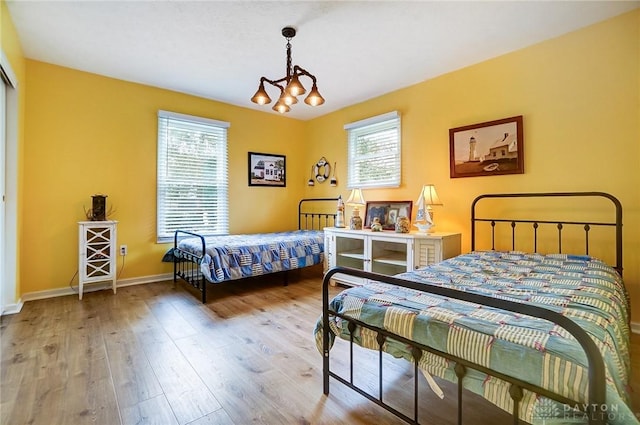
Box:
(78, 221, 118, 300)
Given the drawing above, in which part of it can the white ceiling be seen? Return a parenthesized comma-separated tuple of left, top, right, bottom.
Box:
(6, 1, 639, 120)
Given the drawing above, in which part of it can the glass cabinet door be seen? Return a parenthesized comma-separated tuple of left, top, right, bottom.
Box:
(335, 235, 365, 271)
(370, 238, 408, 275)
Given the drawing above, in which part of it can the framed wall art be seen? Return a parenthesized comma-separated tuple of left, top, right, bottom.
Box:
(449, 115, 524, 178)
(364, 201, 412, 230)
(248, 152, 286, 187)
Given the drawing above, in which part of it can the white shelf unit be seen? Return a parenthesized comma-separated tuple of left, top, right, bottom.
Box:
(78, 220, 118, 300)
(324, 227, 461, 287)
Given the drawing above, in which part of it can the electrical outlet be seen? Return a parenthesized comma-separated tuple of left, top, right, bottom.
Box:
(120, 245, 128, 256)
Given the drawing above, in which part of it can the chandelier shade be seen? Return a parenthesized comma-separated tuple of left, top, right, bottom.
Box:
(304, 83, 325, 106)
(286, 74, 306, 97)
(250, 27, 324, 114)
(282, 91, 298, 106)
(272, 99, 290, 114)
(250, 80, 271, 105)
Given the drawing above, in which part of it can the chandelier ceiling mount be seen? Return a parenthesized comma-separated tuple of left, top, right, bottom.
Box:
(250, 26, 324, 114)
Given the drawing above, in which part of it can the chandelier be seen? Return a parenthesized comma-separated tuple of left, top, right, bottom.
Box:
(250, 27, 325, 114)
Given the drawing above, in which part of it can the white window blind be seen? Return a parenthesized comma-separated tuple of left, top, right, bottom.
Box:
(345, 111, 401, 189)
(157, 110, 230, 242)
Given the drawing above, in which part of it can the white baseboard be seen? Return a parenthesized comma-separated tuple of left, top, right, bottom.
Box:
(117, 273, 173, 288)
(2, 300, 24, 316)
(10, 273, 174, 311)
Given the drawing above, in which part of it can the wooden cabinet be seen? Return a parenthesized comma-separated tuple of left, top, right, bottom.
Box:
(78, 220, 117, 300)
(324, 227, 461, 286)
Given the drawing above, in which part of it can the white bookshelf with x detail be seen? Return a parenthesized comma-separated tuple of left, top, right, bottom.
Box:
(78, 220, 118, 300)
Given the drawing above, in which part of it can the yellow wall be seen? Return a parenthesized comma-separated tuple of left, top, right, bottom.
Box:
(22, 61, 306, 293)
(304, 10, 640, 316)
(1, 0, 26, 299)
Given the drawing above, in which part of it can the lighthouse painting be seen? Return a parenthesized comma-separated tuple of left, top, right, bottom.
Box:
(449, 115, 524, 178)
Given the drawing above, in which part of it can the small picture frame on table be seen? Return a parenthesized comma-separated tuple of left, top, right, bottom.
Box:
(364, 201, 412, 230)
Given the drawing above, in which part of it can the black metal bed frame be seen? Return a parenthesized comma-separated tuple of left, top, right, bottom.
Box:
(322, 192, 624, 425)
(173, 197, 337, 303)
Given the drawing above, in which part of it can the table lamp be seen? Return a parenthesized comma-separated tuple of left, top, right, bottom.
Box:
(346, 188, 366, 230)
(415, 184, 442, 233)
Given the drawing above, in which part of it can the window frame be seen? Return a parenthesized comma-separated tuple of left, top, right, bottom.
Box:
(344, 111, 401, 189)
(156, 110, 230, 243)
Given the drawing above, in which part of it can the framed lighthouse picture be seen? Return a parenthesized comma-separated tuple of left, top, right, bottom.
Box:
(449, 115, 524, 178)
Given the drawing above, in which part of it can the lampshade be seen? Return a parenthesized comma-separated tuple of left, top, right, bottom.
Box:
(285, 74, 306, 97)
(304, 83, 325, 106)
(420, 184, 443, 206)
(282, 91, 298, 106)
(346, 188, 366, 207)
(272, 100, 290, 114)
(250, 81, 271, 105)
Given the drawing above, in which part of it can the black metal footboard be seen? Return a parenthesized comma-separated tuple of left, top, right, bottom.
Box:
(173, 230, 208, 303)
(321, 267, 607, 425)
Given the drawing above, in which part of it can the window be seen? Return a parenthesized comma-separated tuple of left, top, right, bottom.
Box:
(345, 111, 401, 189)
(157, 110, 230, 242)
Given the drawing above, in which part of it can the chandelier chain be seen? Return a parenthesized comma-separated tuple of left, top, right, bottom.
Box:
(286, 41, 292, 81)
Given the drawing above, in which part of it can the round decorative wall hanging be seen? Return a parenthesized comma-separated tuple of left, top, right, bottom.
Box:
(314, 157, 331, 183)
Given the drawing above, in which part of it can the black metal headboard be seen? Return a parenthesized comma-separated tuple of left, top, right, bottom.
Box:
(471, 192, 623, 275)
(298, 198, 338, 230)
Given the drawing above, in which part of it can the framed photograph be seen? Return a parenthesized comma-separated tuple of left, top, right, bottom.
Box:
(449, 115, 524, 178)
(364, 201, 412, 230)
(248, 152, 286, 187)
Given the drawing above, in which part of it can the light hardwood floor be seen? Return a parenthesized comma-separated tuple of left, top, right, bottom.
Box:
(2, 267, 639, 425)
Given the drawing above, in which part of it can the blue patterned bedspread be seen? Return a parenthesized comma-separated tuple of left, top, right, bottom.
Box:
(177, 230, 324, 283)
(315, 251, 637, 424)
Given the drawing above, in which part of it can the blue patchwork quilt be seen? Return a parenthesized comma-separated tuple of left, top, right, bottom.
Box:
(176, 230, 324, 283)
(315, 251, 637, 424)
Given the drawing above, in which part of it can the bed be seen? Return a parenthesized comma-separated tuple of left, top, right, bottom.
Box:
(171, 197, 337, 303)
(316, 192, 634, 425)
